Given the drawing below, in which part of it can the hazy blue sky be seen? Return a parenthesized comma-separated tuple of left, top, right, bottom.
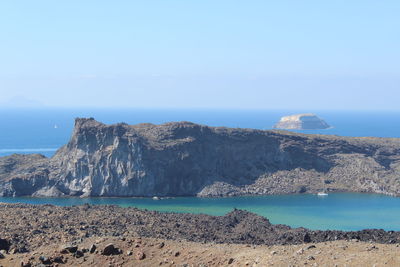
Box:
(0, 1, 399, 110)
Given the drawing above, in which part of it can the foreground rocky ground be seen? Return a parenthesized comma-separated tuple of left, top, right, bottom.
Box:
(1, 203, 400, 266)
(2, 237, 400, 267)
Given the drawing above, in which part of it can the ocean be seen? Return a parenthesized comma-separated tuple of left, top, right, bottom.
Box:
(1, 108, 400, 231)
(1, 108, 399, 157)
(1, 193, 399, 231)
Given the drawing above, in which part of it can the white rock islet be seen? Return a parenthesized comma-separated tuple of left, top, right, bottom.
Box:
(273, 113, 330, 130)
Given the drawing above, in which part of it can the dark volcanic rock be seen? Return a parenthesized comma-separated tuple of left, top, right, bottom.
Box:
(1, 204, 400, 252)
(89, 244, 96, 253)
(74, 250, 84, 258)
(39, 255, 51, 264)
(61, 245, 78, 254)
(0, 238, 10, 251)
(1, 118, 400, 197)
(102, 243, 120, 256)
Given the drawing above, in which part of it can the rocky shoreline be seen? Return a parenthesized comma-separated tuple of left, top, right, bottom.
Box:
(1, 118, 400, 198)
(1, 203, 400, 251)
(1, 203, 400, 266)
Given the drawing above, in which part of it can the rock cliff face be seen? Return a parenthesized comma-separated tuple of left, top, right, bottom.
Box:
(274, 113, 330, 130)
(1, 118, 400, 197)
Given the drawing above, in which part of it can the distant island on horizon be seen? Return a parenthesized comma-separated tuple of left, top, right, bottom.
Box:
(274, 113, 331, 130)
(0, 117, 399, 198)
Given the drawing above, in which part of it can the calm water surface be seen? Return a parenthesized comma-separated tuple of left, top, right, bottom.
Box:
(1, 193, 400, 231)
(1, 109, 400, 231)
(1, 108, 400, 157)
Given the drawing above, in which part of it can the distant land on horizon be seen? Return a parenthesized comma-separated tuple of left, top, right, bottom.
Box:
(273, 113, 331, 130)
(1, 117, 400, 198)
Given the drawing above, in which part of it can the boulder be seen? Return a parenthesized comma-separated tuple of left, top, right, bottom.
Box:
(0, 238, 10, 251)
(102, 243, 121, 256)
(60, 244, 78, 254)
(135, 251, 145, 260)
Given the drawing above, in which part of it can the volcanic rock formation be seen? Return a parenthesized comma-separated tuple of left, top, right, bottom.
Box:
(1, 118, 400, 197)
(274, 113, 330, 130)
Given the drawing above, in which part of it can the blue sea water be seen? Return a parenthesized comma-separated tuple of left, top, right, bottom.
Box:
(1, 193, 400, 231)
(1, 108, 400, 231)
(1, 108, 400, 157)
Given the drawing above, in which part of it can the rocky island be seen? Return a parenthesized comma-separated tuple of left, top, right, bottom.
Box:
(2, 118, 400, 266)
(1, 117, 400, 198)
(273, 113, 330, 130)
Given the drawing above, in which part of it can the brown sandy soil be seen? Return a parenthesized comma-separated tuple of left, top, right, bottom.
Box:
(1, 237, 400, 267)
(1, 203, 400, 266)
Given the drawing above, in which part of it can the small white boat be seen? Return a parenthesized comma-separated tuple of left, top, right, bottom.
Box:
(317, 192, 328, 196)
(152, 196, 160, 200)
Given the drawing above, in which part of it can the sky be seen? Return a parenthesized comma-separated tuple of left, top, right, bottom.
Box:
(0, 1, 399, 110)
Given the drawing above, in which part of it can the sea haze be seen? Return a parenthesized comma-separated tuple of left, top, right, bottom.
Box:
(1, 108, 400, 157)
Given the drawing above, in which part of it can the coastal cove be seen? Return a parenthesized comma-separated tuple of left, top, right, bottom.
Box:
(2, 193, 400, 231)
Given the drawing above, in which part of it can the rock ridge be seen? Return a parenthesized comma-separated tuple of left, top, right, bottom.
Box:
(1, 118, 400, 197)
(1, 203, 400, 253)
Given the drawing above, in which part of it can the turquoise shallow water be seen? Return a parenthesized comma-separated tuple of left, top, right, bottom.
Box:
(1, 193, 400, 231)
(1, 109, 400, 231)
